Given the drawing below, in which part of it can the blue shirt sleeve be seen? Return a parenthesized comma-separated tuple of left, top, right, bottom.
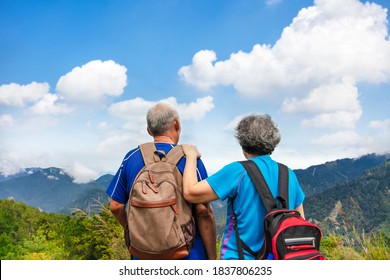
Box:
(105, 148, 141, 205)
(206, 162, 244, 201)
(105, 164, 128, 204)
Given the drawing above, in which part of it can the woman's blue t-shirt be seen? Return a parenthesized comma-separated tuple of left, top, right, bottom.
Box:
(206, 155, 305, 260)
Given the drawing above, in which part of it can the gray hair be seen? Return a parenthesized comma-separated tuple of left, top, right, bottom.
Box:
(146, 102, 179, 136)
(235, 114, 281, 155)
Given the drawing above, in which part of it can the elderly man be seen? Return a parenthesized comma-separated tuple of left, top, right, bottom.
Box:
(106, 102, 216, 260)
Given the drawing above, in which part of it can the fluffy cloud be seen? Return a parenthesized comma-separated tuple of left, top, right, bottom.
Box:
(0, 81, 74, 116)
(66, 162, 99, 183)
(367, 119, 390, 154)
(0, 82, 49, 107)
(369, 119, 390, 129)
(179, 0, 390, 95)
(311, 130, 363, 149)
(172, 96, 215, 121)
(282, 78, 362, 129)
(108, 96, 215, 123)
(178, 46, 285, 96)
(30, 94, 72, 115)
(301, 110, 362, 129)
(56, 60, 127, 103)
(282, 79, 360, 113)
(178, 0, 390, 132)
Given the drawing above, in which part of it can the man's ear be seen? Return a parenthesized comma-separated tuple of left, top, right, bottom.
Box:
(147, 127, 153, 136)
(174, 118, 181, 132)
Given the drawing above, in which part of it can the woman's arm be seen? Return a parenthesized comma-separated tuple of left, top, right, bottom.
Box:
(182, 144, 219, 204)
(295, 203, 305, 219)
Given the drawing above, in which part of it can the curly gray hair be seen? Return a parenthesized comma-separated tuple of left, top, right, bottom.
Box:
(147, 103, 179, 136)
(235, 114, 281, 155)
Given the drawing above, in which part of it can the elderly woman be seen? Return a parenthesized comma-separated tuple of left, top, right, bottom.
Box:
(182, 114, 305, 260)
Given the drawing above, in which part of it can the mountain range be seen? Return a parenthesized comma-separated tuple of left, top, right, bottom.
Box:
(0, 167, 111, 214)
(1, 153, 389, 235)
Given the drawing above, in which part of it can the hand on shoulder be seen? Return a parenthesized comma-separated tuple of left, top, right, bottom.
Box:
(181, 144, 201, 158)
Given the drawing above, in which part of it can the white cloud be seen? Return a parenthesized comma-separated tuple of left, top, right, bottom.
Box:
(0, 114, 15, 128)
(30, 94, 73, 115)
(369, 119, 390, 129)
(0, 82, 50, 107)
(66, 162, 99, 183)
(307, 128, 390, 161)
(276, 0, 389, 82)
(282, 79, 362, 129)
(168, 96, 215, 121)
(56, 60, 127, 103)
(178, 46, 286, 96)
(311, 130, 362, 147)
(108, 96, 215, 123)
(108, 97, 154, 121)
(367, 119, 390, 154)
(301, 110, 362, 129)
(282, 78, 360, 113)
(179, 0, 390, 94)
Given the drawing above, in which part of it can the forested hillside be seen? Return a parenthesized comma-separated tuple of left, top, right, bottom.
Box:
(1, 198, 388, 260)
(304, 160, 390, 236)
(0, 199, 128, 260)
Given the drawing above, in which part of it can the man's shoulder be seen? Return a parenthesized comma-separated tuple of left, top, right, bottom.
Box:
(122, 146, 142, 166)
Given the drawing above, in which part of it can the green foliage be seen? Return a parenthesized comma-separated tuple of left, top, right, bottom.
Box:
(1, 198, 388, 260)
(62, 202, 128, 260)
(0, 199, 128, 260)
(320, 230, 390, 260)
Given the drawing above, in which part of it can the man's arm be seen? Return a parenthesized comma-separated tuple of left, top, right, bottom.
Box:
(109, 199, 127, 229)
(194, 203, 217, 260)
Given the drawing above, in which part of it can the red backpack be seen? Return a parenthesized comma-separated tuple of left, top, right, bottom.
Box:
(233, 160, 325, 260)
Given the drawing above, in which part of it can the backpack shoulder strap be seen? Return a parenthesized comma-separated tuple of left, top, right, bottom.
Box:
(139, 142, 158, 165)
(277, 163, 289, 209)
(235, 160, 289, 260)
(239, 160, 276, 212)
(166, 145, 184, 165)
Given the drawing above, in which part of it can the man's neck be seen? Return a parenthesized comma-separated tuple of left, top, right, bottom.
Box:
(153, 135, 177, 144)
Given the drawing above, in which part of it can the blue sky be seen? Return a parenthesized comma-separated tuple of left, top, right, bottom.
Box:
(1, 0, 389, 182)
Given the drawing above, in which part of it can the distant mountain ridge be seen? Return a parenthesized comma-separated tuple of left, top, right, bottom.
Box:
(0, 167, 113, 214)
(0, 153, 389, 236)
(294, 153, 390, 196)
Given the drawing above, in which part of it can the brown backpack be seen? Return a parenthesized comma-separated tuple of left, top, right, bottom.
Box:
(124, 142, 195, 259)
